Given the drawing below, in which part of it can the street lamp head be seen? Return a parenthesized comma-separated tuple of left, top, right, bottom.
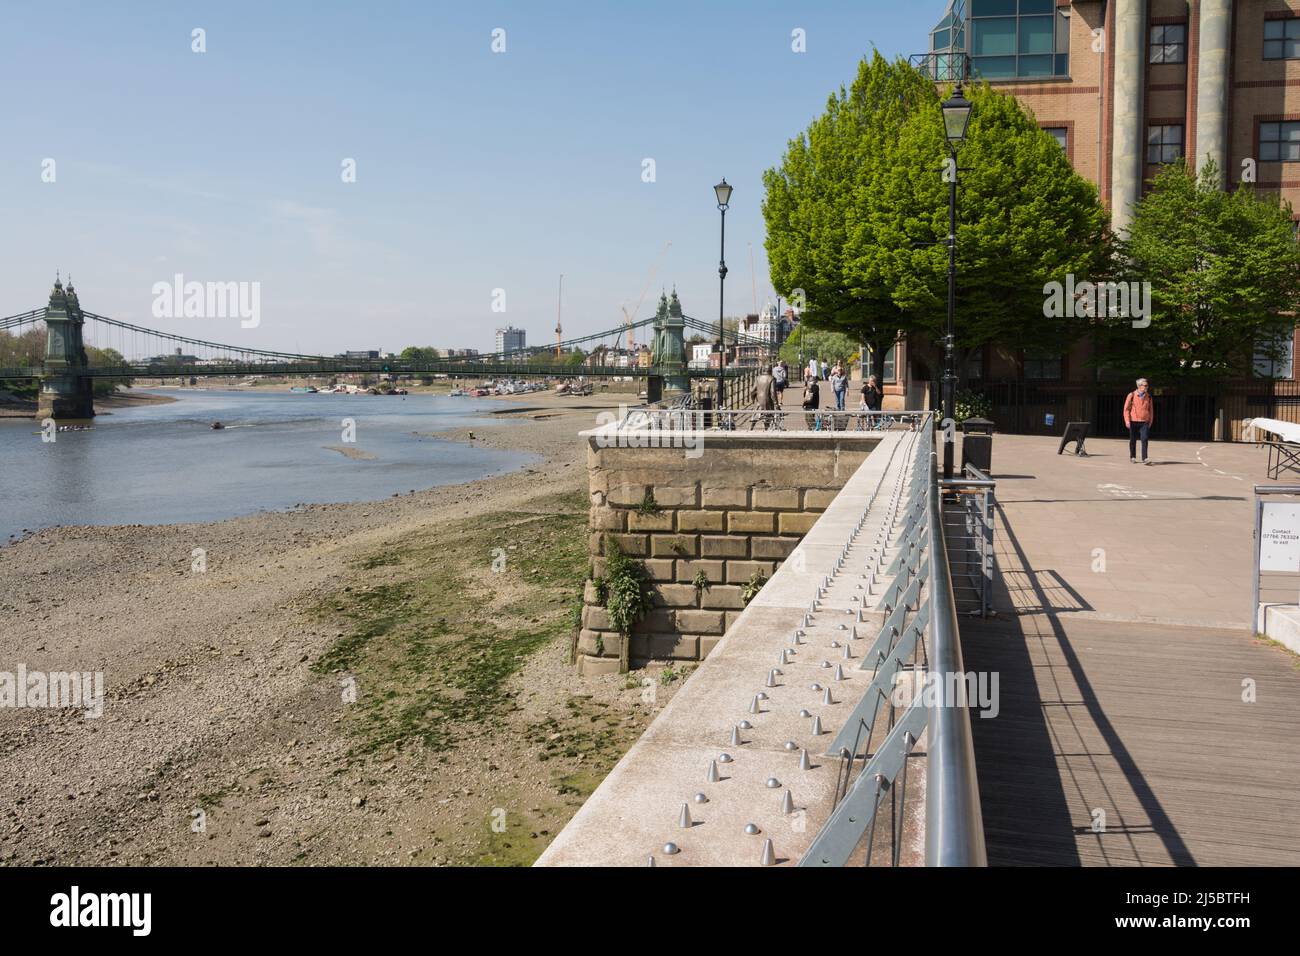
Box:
(714, 178, 733, 210)
(941, 85, 973, 148)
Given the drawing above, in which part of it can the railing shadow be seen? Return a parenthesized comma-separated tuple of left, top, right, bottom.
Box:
(961, 500, 1195, 866)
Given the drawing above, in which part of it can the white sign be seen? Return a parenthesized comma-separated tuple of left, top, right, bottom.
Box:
(1260, 502, 1300, 572)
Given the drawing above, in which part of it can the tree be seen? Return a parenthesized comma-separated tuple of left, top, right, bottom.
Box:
(399, 346, 440, 362)
(85, 346, 130, 395)
(1102, 158, 1300, 385)
(778, 327, 858, 370)
(764, 56, 1109, 388)
(763, 52, 937, 381)
(528, 348, 586, 367)
(877, 83, 1110, 386)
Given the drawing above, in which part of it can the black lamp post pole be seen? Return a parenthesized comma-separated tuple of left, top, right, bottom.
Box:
(717, 204, 728, 410)
(943, 145, 957, 480)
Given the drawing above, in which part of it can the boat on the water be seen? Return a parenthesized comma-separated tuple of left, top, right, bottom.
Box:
(289, 386, 318, 393)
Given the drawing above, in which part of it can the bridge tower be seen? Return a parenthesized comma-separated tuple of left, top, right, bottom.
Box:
(647, 290, 689, 401)
(36, 275, 95, 421)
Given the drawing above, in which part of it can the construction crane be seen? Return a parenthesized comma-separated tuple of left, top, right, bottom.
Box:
(620, 241, 671, 350)
(555, 274, 563, 356)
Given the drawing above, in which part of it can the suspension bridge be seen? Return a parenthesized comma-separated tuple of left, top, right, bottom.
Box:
(0, 279, 776, 419)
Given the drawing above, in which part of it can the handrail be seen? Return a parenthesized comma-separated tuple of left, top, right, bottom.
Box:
(924, 451, 988, 866)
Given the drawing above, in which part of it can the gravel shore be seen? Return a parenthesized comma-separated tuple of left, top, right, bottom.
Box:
(0, 390, 681, 866)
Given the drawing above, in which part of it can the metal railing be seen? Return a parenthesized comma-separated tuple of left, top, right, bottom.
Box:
(800, 419, 986, 866)
(924, 451, 988, 866)
(614, 406, 929, 434)
(939, 463, 996, 617)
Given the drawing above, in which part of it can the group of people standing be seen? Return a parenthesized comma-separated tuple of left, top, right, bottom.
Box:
(761, 358, 1158, 462)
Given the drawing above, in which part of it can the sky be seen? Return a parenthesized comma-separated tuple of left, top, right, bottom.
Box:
(0, 1, 939, 356)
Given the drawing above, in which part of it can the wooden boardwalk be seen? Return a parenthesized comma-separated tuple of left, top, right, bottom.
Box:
(964, 614, 1300, 866)
(953, 436, 1300, 865)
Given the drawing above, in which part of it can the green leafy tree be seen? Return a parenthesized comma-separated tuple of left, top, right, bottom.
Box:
(84, 346, 131, 395)
(399, 346, 440, 362)
(778, 327, 858, 370)
(1102, 158, 1300, 385)
(877, 83, 1109, 386)
(763, 52, 936, 381)
(528, 348, 587, 367)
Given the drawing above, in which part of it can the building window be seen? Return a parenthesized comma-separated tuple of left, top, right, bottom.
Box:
(1264, 18, 1300, 60)
(1023, 349, 1062, 381)
(1149, 24, 1186, 63)
(958, 1, 1069, 81)
(965, 350, 984, 382)
(1147, 124, 1184, 164)
(865, 343, 898, 384)
(1043, 126, 1068, 150)
(1254, 331, 1295, 379)
(1260, 121, 1300, 162)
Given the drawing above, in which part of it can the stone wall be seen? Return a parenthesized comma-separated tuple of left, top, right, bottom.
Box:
(576, 430, 881, 674)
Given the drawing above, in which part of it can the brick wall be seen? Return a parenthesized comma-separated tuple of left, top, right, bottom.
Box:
(575, 432, 880, 675)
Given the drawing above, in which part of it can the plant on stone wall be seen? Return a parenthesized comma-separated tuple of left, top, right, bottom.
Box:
(635, 488, 661, 515)
(741, 570, 767, 606)
(692, 569, 711, 600)
(602, 537, 651, 636)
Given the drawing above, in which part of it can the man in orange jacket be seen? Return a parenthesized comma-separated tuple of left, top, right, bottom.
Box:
(1124, 377, 1155, 464)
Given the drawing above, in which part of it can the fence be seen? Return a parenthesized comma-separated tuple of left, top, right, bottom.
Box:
(953, 378, 1300, 442)
(939, 464, 996, 617)
(800, 420, 987, 867)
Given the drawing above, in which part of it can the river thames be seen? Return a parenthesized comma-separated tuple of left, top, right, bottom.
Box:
(0, 389, 533, 541)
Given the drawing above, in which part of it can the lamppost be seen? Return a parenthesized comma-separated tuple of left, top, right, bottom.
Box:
(714, 178, 732, 410)
(940, 85, 972, 479)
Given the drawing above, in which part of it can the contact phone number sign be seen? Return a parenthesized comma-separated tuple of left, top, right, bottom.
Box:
(1260, 502, 1300, 572)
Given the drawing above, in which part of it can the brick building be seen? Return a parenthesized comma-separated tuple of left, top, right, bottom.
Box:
(883, 0, 1300, 438)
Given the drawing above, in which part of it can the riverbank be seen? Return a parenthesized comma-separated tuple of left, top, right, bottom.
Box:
(0, 392, 681, 866)
(0, 386, 176, 419)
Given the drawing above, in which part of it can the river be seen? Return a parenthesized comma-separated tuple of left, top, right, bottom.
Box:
(0, 388, 534, 542)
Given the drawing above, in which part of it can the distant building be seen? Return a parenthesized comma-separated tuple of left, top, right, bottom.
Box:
(443, 348, 480, 358)
(735, 302, 791, 366)
(495, 326, 526, 357)
(688, 343, 713, 370)
(339, 350, 380, 360)
(148, 350, 199, 365)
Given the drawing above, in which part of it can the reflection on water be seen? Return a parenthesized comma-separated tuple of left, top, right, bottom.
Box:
(0, 389, 533, 541)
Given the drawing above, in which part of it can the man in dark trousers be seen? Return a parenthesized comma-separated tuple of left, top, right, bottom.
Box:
(1124, 377, 1155, 464)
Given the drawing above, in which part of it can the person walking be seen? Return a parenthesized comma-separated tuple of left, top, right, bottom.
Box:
(861, 374, 882, 427)
(771, 359, 787, 404)
(1124, 377, 1155, 464)
(801, 375, 821, 430)
(829, 363, 848, 411)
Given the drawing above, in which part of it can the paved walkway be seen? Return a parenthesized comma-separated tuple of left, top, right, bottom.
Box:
(966, 435, 1300, 865)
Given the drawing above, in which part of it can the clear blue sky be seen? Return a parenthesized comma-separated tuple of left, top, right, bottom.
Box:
(0, 1, 938, 355)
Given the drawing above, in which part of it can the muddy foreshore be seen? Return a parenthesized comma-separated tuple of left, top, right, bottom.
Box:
(0, 391, 680, 866)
